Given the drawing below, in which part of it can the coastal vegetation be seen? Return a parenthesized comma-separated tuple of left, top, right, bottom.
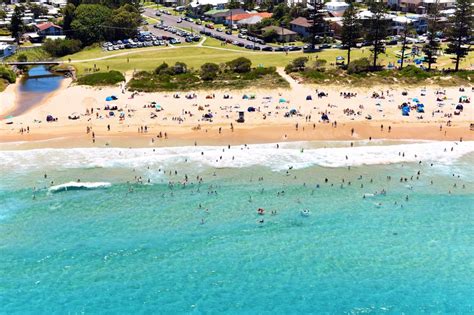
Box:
(126, 57, 288, 91)
(76, 70, 125, 86)
(42, 38, 82, 57)
(0, 66, 17, 92)
(285, 57, 474, 86)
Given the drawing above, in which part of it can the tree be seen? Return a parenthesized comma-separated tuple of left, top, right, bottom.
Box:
(272, 3, 290, 22)
(17, 53, 28, 71)
(445, 0, 473, 71)
(200, 63, 220, 81)
(29, 3, 48, 19)
(155, 62, 169, 74)
(70, 4, 112, 46)
(62, 3, 76, 34)
(107, 4, 141, 40)
(308, 0, 326, 50)
(399, 19, 414, 69)
(262, 28, 278, 42)
(226, 57, 252, 73)
(227, 0, 241, 9)
(42, 38, 82, 57)
(341, 1, 361, 67)
(9, 6, 24, 44)
(366, 0, 389, 69)
(243, 0, 255, 10)
(173, 62, 187, 74)
(422, 1, 441, 70)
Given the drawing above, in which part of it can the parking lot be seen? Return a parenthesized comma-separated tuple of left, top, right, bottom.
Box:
(143, 7, 305, 52)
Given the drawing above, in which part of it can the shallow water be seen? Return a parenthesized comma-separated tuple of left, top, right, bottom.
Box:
(6, 66, 63, 118)
(1, 141, 473, 313)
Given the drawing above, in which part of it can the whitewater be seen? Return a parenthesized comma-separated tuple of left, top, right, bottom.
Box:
(1, 140, 473, 172)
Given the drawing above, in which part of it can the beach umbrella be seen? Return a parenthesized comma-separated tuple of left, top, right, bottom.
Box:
(279, 98, 286, 103)
(412, 98, 419, 103)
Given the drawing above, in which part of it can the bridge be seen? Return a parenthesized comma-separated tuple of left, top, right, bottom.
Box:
(3, 61, 63, 66)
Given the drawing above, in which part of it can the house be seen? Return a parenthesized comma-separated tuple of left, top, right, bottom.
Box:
(398, 0, 455, 13)
(204, 9, 246, 24)
(34, 22, 63, 36)
(226, 12, 272, 26)
(0, 43, 16, 59)
(261, 26, 297, 42)
(236, 15, 266, 27)
(290, 17, 312, 37)
(325, 1, 349, 17)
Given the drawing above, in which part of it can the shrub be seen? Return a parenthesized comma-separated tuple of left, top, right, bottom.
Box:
(42, 38, 82, 57)
(155, 62, 169, 75)
(347, 57, 371, 74)
(292, 57, 308, 70)
(313, 59, 327, 70)
(0, 66, 17, 83)
(173, 62, 187, 74)
(200, 62, 219, 81)
(226, 57, 252, 73)
(77, 70, 125, 86)
(399, 65, 431, 79)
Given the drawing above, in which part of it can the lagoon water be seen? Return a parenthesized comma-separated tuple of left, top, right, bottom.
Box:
(7, 66, 63, 118)
(1, 140, 473, 313)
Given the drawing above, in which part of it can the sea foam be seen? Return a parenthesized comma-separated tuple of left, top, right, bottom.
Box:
(48, 182, 112, 193)
(0, 141, 473, 172)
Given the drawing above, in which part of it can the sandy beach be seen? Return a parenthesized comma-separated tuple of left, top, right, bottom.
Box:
(0, 75, 472, 148)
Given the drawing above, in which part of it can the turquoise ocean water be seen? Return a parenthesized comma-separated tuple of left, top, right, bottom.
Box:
(1, 140, 473, 313)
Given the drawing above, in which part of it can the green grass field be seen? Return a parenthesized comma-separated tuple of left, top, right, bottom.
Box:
(62, 42, 474, 77)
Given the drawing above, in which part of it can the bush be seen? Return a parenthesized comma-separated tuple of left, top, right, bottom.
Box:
(399, 65, 431, 79)
(226, 57, 252, 73)
(200, 62, 219, 81)
(0, 66, 17, 83)
(347, 57, 371, 74)
(155, 62, 169, 75)
(43, 38, 82, 57)
(313, 59, 327, 70)
(77, 70, 125, 86)
(173, 62, 187, 74)
(292, 57, 308, 70)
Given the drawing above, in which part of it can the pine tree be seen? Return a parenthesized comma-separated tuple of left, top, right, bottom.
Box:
(308, 0, 326, 50)
(366, 0, 389, 69)
(341, 1, 361, 67)
(422, 1, 441, 71)
(445, 0, 473, 71)
(399, 19, 414, 69)
(9, 6, 24, 44)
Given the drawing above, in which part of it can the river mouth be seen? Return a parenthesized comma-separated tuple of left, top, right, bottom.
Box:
(6, 66, 64, 118)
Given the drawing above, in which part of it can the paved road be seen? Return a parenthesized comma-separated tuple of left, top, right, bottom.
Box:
(143, 8, 262, 48)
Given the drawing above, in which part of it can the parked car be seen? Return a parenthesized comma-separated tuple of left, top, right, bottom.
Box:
(261, 46, 273, 51)
(177, 18, 182, 23)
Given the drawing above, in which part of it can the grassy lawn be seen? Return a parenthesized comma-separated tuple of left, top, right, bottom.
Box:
(5, 47, 52, 62)
(62, 43, 474, 77)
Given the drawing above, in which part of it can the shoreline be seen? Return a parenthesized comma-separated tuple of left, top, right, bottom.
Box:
(0, 122, 472, 150)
